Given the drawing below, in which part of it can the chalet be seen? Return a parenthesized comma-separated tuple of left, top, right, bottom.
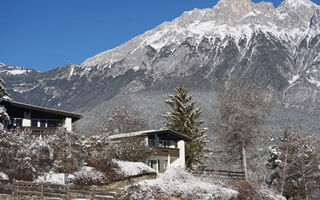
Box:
(0, 100, 82, 134)
(109, 129, 192, 172)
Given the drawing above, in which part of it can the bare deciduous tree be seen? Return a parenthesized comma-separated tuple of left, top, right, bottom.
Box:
(101, 105, 148, 135)
(215, 79, 272, 181)
(267, 129, 320, 200)
(89, 105, 154, 164)
(112, 136, 155, 162)
(83, 132, 115, 167)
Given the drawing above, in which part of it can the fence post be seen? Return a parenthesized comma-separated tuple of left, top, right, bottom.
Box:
(12, 179, 16, 196)
(41, 182, 44, 199)
(91, 186, 95, 200)
(66, 184, 71, 200)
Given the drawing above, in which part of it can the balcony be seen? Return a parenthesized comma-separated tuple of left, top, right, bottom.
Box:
(155, 147, 179, 157)
(22, 127, 58, 135)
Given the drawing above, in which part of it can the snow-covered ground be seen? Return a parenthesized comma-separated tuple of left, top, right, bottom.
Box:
(0, 172, 8, 180)
(36, 171, 75, 184)
(120, 167, 238, 200)
(119, 167, 286, 200)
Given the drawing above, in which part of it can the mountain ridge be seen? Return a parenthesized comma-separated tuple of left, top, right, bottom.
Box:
(0, 0, 320, 133)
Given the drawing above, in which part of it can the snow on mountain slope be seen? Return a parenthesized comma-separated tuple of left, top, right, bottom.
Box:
(1, 0, 320, 132)
(0, 63, 35, 75)
(81, 0, 319, 69)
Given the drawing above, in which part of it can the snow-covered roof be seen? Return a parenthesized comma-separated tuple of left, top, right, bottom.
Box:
(114, 159, 156, 177)
(109, 129, 192, 141)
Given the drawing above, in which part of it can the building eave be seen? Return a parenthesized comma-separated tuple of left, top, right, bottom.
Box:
(3, 100, 83, 121)
(109, 129, 192, 141)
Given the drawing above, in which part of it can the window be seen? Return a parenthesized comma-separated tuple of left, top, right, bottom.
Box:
(47, 120, 60, 127)
(148, 138, 155, 146)
(40, 120, 46, 127)
(31, 120, 38, 127)
(9, 118, 15, 126)
(149, 160, 157, 170)
(8, 118, 22, 127)
(159, 140, 169, 148)
(164, 160, 168, 170)
(158, 159, 160, 171)
(163, 141, 169, 148)
(15, 119, 22, 127)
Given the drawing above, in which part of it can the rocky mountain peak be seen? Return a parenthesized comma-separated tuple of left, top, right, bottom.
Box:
(216, 0, 253, 8)
(82, 0, 320, 68)
(277, 0, 318, 29)
(310, 9, 320, 32)
(280, 0, 318, 9)
(213, 0, 256, 26)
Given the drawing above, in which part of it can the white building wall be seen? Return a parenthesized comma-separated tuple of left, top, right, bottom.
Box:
(170, 140, 185, 167)
(63, 117, 72, 132)
(147, 139, 186, 172)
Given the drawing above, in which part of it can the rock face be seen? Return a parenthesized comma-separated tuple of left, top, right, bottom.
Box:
(0, 0, 320, 132)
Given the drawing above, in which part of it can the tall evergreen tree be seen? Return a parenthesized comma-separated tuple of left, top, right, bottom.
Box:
(162, 85, 208, 169)
(0, 77, 10, 123)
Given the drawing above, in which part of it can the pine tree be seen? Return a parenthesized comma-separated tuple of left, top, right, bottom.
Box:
(0, 77, 10, 123)
(162, 85, 209, 169)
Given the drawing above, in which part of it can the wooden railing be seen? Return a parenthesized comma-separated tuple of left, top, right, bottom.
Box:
(155, 147, 180, 157)
(198, 169, 245, 180)
(22, 127, 58, 135)
(0, 179, 117, 199)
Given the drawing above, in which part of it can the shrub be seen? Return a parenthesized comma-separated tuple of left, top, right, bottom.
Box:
(73, 163, 123, 186)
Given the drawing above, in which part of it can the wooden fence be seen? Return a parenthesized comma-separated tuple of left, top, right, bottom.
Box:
(0, 179, 117, 199)
(198, 169, 245, 180)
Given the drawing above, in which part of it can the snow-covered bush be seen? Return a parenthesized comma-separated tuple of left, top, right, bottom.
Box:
(73, 166, 111, 186)
(50, 128, 85, 173)
(0, 128, 34, 180)
(73, 159, 155, 186)
(0, 172, 8, 180)
(231, 181, 285, 200)
(0, 127, 85, 180)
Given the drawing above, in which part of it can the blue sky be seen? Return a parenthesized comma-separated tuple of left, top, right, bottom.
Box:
(0, 0, 319, 71)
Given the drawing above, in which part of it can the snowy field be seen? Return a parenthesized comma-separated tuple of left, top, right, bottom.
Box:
(118, 167, 286, 200)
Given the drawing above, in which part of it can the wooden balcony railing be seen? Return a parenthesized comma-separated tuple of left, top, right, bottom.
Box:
(155, 147, 180, 157)
(22, 127, 58, 135)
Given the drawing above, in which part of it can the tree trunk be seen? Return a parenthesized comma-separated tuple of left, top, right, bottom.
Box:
(280, 143, 289, 196)
(302, 161, 308, 200)
(241, 143, 248, 181)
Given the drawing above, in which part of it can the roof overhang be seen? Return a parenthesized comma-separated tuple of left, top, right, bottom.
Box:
(2, 100, 83, 121)
(109, 129, 192, 141)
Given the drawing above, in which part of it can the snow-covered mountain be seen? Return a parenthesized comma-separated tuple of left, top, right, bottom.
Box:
(1, 0, 320, 132)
